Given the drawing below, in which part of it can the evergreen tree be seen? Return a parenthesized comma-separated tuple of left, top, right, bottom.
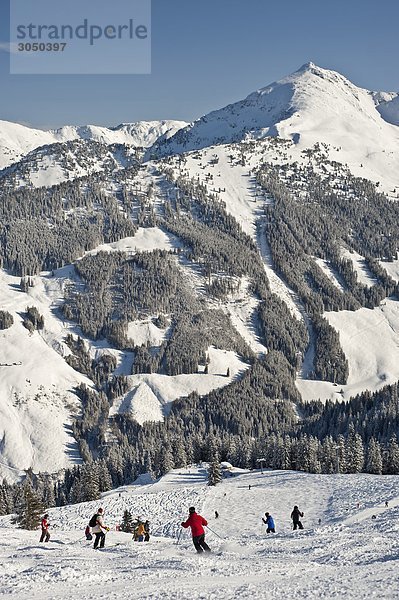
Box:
(346, 426, 365, 473)
(98, 460, 113, 493)
(366, 438, 382, 474)
(208, 458, 222, 486)
(384, 436, 399, 474)
(120, 509, 133, 533)
(13, 481, 44, 530)
(79, 463, 101, 502)
(159, 443, 175, 475)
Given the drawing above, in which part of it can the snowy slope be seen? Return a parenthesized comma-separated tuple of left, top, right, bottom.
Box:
(0, 269, 92, 481)
(1, 467, 399, 599)
(110, 346, 249, 424)
(152, 62, 399, 191)
(0, 119, 187, 169)
(0, 139, 139, 188)
(157, 145, 303, 320)
(52, 120, 188, 148)
(297, 298, 399, 402)
(0, 120, 56, 169)
(373, 91, 399, 126)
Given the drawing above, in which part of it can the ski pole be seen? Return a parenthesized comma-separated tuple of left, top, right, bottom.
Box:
(206, 525, 223, 539)
(176, 526, 183, 545)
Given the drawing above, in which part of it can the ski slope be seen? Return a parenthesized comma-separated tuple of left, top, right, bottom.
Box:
(1, 467, 399, 599)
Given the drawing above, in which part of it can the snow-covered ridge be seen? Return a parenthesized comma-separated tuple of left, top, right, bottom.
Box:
(372, 92, 399, 126)
(0, 119, 187, 169)
(150, 62, 399, 191)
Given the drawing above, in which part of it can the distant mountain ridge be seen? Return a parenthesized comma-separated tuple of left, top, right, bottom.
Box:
(0, 119, 187, 169)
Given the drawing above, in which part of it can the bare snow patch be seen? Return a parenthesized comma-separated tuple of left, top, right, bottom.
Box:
(111, 347, 248, 424)
(297, 299, 399, 402)
(84, 227, 180, 257)
(314, 258, 344, 291)
(126, 318, 170, 347)
(341, 248, 378, 287)
(380, 253, 399, 282)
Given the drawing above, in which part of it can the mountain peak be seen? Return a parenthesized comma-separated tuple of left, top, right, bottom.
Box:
(151, 62, 399, 167)
(297, 61, 319, 72)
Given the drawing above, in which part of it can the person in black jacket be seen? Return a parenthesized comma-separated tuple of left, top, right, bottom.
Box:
(291, 506, 304, 530)
(144, 520, 150, 542)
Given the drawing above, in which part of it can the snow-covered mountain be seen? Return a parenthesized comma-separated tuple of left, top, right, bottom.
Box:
(373, 91, 399, 126)
(1, 62, 399, 482)
(0, 119, 187, 169)
(151, 62, 399, 189)
(0, 139, 140, 189)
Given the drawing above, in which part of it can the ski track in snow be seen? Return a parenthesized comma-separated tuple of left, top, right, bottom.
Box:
(1, 467, 399, 599)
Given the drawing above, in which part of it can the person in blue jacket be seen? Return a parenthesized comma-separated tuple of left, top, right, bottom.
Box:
(262, 512, 276, 533)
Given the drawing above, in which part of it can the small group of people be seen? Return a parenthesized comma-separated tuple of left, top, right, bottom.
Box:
(84, 509, 151, 549)
(260, 505, 304, 534)
(40, 502, 305, 553)
(132, 518, 150, 542)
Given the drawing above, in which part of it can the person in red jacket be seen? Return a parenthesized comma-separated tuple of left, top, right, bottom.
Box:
(40, 514, 50, 543)
(181, 507, 211, 553)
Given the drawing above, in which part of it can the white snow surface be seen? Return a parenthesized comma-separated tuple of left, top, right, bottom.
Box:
(153, 62, 399, 193)
(110, 347, 248, 424)
(341, 248, 378, 287)
(0, 269, 90, 481)
(297, 298, 399, 402)
(126, 318, 169, 347)
(373, 91, 399, 126)
(380, 254, 399, 282)
(0, 119, 187, 169)
(1, 466, 399, 599)
(83, 227, 179, 257)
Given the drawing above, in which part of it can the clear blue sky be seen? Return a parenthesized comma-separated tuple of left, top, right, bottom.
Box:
(1, 0, 398, 129)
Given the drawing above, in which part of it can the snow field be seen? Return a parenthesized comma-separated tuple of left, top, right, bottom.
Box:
(1, 467, 399, 599)
(110, 346, 248, 424)
(297, 298, 399, 402)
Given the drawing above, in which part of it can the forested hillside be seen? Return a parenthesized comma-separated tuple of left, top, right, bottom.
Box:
(1, 62, 399, 512)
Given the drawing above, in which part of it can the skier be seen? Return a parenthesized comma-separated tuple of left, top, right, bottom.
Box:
(385, 501, 389, 508)
(215, 510, 219, 519)
(181, 506, 211, 554)
(40, 513, 50, 543)
(91, 508, 110, 549)
(144, 520, 150, 542)
(262, 512, 275, 533)
(291, 506, 304, 530)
